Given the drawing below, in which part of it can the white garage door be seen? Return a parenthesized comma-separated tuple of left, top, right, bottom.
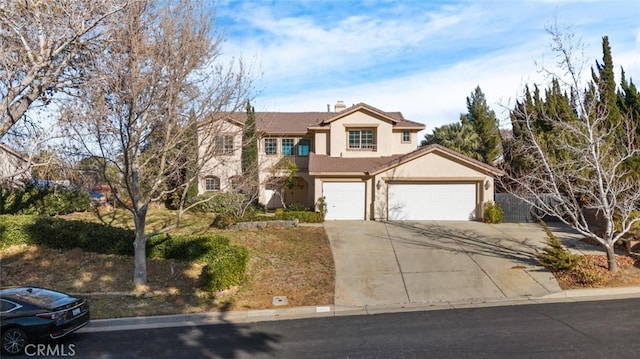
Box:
(323, 182, 365, 220)
(388, 183, 477, 220)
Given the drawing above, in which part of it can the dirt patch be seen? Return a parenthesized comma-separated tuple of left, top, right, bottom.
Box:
(0, 226, 334, 319)
(553, 253, 640, 289)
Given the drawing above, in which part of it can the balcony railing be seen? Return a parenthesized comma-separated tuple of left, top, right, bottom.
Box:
(347, 143, 377, 152)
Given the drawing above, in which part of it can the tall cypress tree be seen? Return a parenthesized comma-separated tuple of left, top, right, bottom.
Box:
(591, 36, 623, 137)
(461, 86, 501, 164)
(241, 100, 259, 197)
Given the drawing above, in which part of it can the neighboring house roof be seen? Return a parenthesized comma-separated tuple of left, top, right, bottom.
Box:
(309, 144, 504, 176)
(221, 102, 425, 135)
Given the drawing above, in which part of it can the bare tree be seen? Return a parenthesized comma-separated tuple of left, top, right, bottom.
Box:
(0, 0, 129, 138)
(61, 0, 252, 285)
(501, 25, 640, 272)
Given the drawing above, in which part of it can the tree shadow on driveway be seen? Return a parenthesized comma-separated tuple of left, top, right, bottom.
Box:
(380, 221, 547, 267)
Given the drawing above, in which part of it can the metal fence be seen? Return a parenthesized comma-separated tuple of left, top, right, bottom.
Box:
(495, 193, 561, 223)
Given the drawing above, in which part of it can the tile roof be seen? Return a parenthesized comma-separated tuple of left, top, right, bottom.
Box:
(309, 153, 405, 175)
(223, 103, 425, 135)
(309, 144, 504, 176)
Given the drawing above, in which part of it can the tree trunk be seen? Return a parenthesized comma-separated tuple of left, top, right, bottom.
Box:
(605, 244, 617, 273)
(133, 236, 147, 285)
(133, 209, 148, 285)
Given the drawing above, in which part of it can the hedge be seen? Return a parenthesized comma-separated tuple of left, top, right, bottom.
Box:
(277, 210, 324, 223)
(1, 215, 248, 292)
(148, 234, 249, 291)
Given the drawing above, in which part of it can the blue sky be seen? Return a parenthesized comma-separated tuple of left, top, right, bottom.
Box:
(214, 0, 640, 134)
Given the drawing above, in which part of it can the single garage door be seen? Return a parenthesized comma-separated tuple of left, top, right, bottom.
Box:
(323, 182, 365, 220)
(388, 183, 477, 220)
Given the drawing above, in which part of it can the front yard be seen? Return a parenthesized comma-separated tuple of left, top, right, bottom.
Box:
(0, 209, 334, 319)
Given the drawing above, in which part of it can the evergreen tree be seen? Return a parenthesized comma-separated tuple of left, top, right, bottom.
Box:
(461, 86, 502, 164)
(241, 100, 259, 196)
(591, 36, 624, 141)
(421, 122, 482, 161)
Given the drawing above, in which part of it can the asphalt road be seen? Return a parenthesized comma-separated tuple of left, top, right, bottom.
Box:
(21, 298, 640, 359)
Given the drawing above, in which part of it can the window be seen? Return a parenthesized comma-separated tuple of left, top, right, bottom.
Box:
(1, 299, 20, 313)
(348, 129, 375, 150)
(204, 177, 220, 192)
(402, 130, 411, 143)
(264, 138, 277, 155)
(297, 138, 311, 156)
(282, 138, 294, 156)
(213, 135, 234, 155)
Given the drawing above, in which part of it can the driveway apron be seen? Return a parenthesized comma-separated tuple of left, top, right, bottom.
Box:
(325, 221, 585, 307)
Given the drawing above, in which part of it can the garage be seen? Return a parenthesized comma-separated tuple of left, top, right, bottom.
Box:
(323, 182, 365, 220)
(387, 183, 477, 220)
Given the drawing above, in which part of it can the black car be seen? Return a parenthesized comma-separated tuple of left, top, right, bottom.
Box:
(0, 287, 90, 355)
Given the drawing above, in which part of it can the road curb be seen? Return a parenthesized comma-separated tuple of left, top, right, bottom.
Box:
(79, 286, 640, 333)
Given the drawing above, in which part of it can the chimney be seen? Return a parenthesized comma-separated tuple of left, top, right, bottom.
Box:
(334, 100, 346, 112)
(327, 104, 330, 112)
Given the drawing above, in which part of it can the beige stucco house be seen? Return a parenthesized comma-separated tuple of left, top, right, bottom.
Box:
(198, 101, 503, 220)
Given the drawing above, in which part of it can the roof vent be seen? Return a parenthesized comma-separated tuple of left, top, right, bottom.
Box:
(334, 100, 346, 112)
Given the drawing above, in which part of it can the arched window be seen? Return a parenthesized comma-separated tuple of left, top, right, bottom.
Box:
(204, 176, 220, 192)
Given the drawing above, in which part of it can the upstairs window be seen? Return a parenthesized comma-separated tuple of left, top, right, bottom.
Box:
(297, 138, 311, 157)
(213, 135, 234, 155)
(402, 130, 411, 143)
(264, 138, 277, 155)
(348, 129, 375, 151)
(282, 138, 294, 156)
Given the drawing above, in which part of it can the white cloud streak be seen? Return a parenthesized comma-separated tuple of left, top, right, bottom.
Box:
(215, 0, 640, 136)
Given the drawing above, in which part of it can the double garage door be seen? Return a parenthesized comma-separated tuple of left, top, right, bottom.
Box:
(388, 183, 477, 220)
(322, 182, 477, 221)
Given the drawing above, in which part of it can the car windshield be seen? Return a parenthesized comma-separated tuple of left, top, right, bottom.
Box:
(6, 288, 69, 307)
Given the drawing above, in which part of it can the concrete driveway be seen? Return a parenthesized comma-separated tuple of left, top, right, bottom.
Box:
(324, 220, 597, 307)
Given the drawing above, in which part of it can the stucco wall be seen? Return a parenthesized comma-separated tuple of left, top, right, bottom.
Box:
(328, 112, 395, 157)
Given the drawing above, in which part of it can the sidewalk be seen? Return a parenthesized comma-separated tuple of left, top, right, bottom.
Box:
(80, 286, 640, 333)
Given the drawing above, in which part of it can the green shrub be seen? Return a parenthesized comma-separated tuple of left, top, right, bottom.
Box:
(287, 203, 308, 212)
(280, 211, 323, 223)
(189, 192, 245, 214)
(1, 185, 90, 216)
(200, 240, 249, 291)
(148, 234, 248, 291)
(274, 208, 284, 218)
(211, 213, 234, 229)
(30, 217, 135, 255)
(0, 215, 135, 254)
(0, 215, 36, 247)
(1, 215, 248, 292)
(536, 221, 581, 271)
(483, 201, 504, 224)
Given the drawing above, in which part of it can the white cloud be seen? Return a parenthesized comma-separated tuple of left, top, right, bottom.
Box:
(215, 0, 640, 138)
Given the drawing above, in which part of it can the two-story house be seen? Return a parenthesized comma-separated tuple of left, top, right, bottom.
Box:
(198, 101, 503, 220)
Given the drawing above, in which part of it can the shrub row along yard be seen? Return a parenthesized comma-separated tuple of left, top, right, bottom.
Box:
(0, 212, 335, 319)
(0, 215, 248, 292)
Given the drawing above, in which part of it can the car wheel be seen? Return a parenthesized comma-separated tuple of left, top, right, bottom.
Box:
(2, 327, 28, 355)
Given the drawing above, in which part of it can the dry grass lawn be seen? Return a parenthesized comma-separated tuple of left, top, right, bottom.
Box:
(0, 208, 334, 319)
(4, 207, 640, 320)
